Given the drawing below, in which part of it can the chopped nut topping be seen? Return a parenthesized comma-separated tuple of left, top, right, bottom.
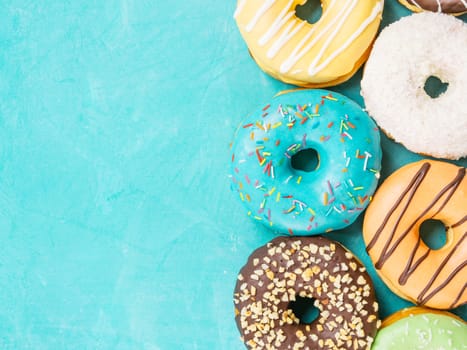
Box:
(234, 237, 379, 350)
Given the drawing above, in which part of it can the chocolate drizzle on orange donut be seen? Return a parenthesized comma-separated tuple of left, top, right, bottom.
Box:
(366, 161, 467, 306)
(452, 215, 467, 228)
(366, 162, 430, 264)
(417, 234, 466, 304)
(450, 282, 467, 308)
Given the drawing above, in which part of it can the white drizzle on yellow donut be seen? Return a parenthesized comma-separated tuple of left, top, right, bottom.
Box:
(246, 0, 276, 32)
(234, 0, 248, 18)
(259, 0, 294, 46)
(234, 0, 383, 87)
(307, 2, 383, 76)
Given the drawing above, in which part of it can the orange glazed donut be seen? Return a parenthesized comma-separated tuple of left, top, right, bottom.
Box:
(234, 0, 384, 87)
(362, 160, 467, 309)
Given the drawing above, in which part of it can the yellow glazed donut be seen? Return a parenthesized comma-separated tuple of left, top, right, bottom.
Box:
(362, 160, 467, 310)
(234, 0, 384, 87)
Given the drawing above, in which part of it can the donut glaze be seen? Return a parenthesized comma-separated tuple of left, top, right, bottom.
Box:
(362, 160, 467, 309)
(398, 0, 467, 15)
(372, 307, 467, 350)
(234, 0, 384, 87)
(361, 12, 467, 160)
(230, 90, 382, 235)
(233, 236, 380, 350)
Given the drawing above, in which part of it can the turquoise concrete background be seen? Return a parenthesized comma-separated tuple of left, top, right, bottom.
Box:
(0, 1, 465, 349)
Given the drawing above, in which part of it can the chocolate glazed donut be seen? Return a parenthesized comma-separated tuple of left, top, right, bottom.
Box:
(401, 0, 467, 14)
(233, 236, 380, 350)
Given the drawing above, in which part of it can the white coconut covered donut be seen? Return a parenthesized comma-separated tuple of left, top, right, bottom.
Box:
(361, 12, 467, 160)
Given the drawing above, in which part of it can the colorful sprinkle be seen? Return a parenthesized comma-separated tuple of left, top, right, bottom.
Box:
(363, 151, 372, 171)
(295, 112, 304, 119)
(327, 180, 334, 196)
(323, 192, 329, 206)
(324, 94, 337, 101)
(292, 199, 307, 209)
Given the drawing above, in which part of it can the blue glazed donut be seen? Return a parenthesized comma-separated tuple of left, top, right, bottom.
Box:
(230, 89, 382, 235)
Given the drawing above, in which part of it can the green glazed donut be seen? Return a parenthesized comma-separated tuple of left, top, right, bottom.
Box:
(372, 307, 466, 350)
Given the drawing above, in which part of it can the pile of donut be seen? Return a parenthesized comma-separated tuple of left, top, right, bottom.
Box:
(229, 1, 467, 349)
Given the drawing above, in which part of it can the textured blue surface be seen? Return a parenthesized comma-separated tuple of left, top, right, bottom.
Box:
(0, 1, 465, 349)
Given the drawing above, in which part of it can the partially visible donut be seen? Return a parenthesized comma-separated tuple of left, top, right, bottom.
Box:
(362, 160, 467, 309)
(230, 89, 382, 235)
(361, 12, 467, 160)
(398, 0, 467, 15)
(234, 0, 384, 87)
(233, 236, 380, 349)
(371, 307, 467, 349)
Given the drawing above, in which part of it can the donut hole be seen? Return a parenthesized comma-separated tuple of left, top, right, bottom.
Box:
(288, 296, 319, 324)
(423, 76, 449, 99)
(291, 148, 319, 172)
(295, 0, 323, 25)
(419, 219, 447, 250)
